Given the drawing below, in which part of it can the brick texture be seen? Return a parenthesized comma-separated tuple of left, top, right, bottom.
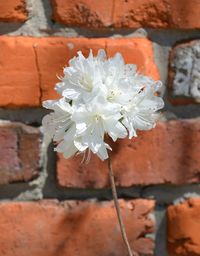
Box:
(0, 199, 155, 256)
(0, 37, 40, 107)
(57, 119, 200, 188)
(112, 0, 169, 28)
(167, 198, 200, 256)
(169, 0, 200, 29)
(168, 40, 200, 105)
(0, 36, 159, 107)
(51, 0, 113, 28)
(0, 0, 27, 22)
(51, 0, 200, 29)
(0, 121, 40, 184)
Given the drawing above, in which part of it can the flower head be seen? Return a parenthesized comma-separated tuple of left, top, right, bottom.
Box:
(42, 49, 164, 160)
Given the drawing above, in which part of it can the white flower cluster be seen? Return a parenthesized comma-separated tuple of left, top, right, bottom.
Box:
(42, 49, 164, 160)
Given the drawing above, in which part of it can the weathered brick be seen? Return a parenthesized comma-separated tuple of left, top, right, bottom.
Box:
(0, 0, 27, 22)
(0, 36, 159, 106)
(51, 0, 113, 28)
(51, 0, 200, 29)
(167, 198, 200, 256)
(0, 199, 155, 256)
(57, 119, 200, 188)
(113, 0, 169, 28)
(168, 40, 200, 105)
(113, 0, 200, 29)
(0, 37, 40, 107)
(0, 121, 40, 184)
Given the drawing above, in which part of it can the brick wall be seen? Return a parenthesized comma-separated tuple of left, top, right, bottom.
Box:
(0, 1, 200, 255)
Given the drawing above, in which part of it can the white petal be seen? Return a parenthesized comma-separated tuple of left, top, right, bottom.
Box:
(62, 88, 80, 100)
(74, 138, 88, 152)
(97, 49, 106, 60)
(96, 143, 108, 160)
(55, 140, 77, 158)
(104, 119, 127, 141)
(42, 100, 57, 110)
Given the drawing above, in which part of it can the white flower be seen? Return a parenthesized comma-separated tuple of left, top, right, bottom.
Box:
(56, 50, 106, 103)
(42, 98, 78, 158)
(42, 49, 164, 161)
(122, 81, 164, 138)
(72, 95, 127, 159)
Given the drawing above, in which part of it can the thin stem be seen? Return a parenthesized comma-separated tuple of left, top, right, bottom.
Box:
(108, 155, 133, 256)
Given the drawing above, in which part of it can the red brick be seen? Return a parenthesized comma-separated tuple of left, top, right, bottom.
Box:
(113, 0, 200, 29)
(57, 119, 200, 188)
(0, 0, 27, 22)
(167, 198, 200, 256)
(0, 37, 158, 106)
(0, 199, 155, 256)
(115, 0, 200, 29)
(0, 37, 40, 107)
(169, 0, 200, 29)
(51, 0, 113, 28)
(0, 121, 40, 184)
(113, 0, 169, 28)
(51, 0, 200, 29)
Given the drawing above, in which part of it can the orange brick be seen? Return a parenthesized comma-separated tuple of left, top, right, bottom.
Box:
(0, 199, 155, 256)
(114, 0, 200, 29)
(37, 37, 159, 101)
(51, 0, 200, 29)
(0, 37, 40, 107)
(0, 0, 27, 22)
(113, 0, 168, 28)
(168, 198, 200, 255)
(57, 119, 200, 188)
(169, 0, 200, 29)
(0, 37, 158, 106)
(51, 0, 113, 28)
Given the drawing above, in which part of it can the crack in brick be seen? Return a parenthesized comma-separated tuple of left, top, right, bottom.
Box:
(32, 43, 42, 105)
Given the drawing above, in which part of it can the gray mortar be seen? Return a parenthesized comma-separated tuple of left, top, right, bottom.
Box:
(141, 184, 200, 205)
(0, 108, 48, 125)
(155, 206, 168, 256)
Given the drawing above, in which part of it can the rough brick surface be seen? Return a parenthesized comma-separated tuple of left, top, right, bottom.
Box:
(0, 121, 40, 184)
(114, 0, 200, 29)
(0, 0, 27, 22)
(0, 36, 159, 106)
(169, 40, 200, 105)
(0, 199, 155, 256)
(168, 198, 200, 256)
(0, 37, 40, 107)
(57, 119, 200, 188)
(51, 0, 200, 29)
(113, 0, 169, 28)
(51, 0, 113, 28)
